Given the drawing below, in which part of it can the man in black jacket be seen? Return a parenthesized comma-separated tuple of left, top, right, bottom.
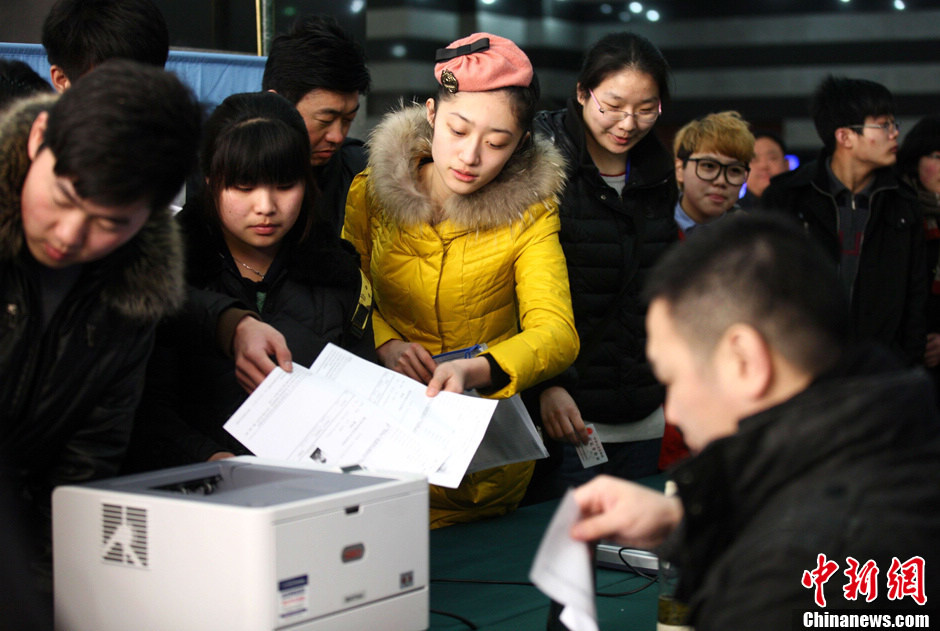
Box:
(0, 61, 200, 595)
(263, 14, 370, 239)
(570, 214, 939, 630)
(762, 75, 926, 365)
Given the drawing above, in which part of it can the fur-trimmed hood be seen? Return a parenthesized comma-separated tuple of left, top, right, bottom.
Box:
(0, 94, 184, 323)
(365, 103, 567, 231)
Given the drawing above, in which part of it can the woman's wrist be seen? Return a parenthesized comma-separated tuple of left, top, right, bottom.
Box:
(461, 356, 492, 390)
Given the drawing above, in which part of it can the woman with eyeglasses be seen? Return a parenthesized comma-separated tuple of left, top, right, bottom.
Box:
(526, 32, 677, 498)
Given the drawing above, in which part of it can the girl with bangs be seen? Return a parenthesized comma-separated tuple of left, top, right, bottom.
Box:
(125, 91, 375, 471)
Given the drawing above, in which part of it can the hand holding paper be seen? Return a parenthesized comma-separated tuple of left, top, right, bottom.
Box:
(529, 490, 599, 631)
(223, 344, 498, 487)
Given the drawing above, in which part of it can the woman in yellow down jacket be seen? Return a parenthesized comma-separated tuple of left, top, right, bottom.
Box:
(343, 33, 579, 527)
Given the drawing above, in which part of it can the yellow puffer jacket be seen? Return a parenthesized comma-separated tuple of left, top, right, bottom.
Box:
(343, 104, 579, 527)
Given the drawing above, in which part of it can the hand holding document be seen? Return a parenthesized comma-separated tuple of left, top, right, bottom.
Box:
(223, 344, 499, 487)
(530, 490, 599, 631)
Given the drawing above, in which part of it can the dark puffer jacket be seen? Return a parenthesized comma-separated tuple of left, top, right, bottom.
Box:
(125, 198, 376, 470)
(762, 153, 927, 364)
(0, 95, 185, 547)
(670, 347, 940, 630)
(533, 99, 678, 423)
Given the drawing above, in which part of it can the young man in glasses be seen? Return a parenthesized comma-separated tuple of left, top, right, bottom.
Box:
(657, 111, 756, 469)
(762, 75, 925, 365)
(673, 111, 755, 238)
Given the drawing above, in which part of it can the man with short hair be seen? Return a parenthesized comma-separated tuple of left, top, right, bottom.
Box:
(673, 110, 754, 237)
(0, 60, 201, 590)
(762, 75, 925, 364)
(738, 130, 789, 209)
(41, 0, 169, 92)
(570, 213, 940, 629)
(263, 14, 371, 237)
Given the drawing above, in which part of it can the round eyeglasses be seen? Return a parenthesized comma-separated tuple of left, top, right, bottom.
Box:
(589, 90, 661, 126)
(684, 157, 750, 186)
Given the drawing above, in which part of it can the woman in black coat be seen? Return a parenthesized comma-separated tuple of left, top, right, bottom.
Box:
(125, 92, 375, 470)
(527, 32, 678, 495)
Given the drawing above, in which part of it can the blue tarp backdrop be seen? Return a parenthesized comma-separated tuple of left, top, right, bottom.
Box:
(0, 42, 266, 108)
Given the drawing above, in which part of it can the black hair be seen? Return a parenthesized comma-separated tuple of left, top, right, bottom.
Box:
(42, 0, 169, 82)
(897, 115, 940, 181)
(42, 59, 201, 211)
(811, 75, 895, 153)
(643, 213, 850, 375)
(576, 32, 671, 104)
(0, 59, 53, 111)
(752, 129, 787, 155)
(262, 14, 370, 104)
(200, 91, 315, 241)
(434, 71, 541, 138)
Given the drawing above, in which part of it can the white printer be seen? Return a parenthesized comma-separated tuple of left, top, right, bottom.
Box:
(53, 457, 428, 631)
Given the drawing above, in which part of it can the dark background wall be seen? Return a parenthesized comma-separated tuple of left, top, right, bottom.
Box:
(2, 0, 937, 157)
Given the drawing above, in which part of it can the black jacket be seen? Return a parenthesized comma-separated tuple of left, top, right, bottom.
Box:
(315, 136, 367, 239)
(670, 347, 940, 630)
(125, 198, 376, 470)
(0, 96, 185, 560)
(532, 100, 678, 423)
(762, 153, 927, 364)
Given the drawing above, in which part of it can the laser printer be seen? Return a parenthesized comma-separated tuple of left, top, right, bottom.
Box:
(53, 457, 428, 631)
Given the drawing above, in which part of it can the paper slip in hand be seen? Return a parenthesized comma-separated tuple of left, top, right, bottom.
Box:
(529, 490, 599, 631)
(223, 344, 499, 487)
(575, 424, 608, 468)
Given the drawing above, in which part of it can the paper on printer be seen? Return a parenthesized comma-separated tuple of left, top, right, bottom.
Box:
(224, 343, 499, 487)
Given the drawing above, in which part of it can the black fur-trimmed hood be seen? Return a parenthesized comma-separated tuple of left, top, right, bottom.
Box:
(365, 103, 567, 231)
(0, 94, 184, 323)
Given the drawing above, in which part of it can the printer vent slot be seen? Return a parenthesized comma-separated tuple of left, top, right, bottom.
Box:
(100, 503, 149, 568)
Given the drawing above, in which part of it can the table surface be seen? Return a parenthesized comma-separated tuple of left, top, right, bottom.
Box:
(428, 476, 665, 630)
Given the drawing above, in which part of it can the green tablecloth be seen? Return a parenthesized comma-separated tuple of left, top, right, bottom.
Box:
(428, 475, 666, 630)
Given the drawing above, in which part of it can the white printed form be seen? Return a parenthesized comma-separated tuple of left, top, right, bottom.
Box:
(309, 344, 498, 487)
(223, 364, 444, 476)
(224, 344, 498, 488)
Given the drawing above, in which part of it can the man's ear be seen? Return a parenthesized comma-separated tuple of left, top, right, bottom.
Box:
(27, 111, 49, 161)
(425, 98, 436, 128)
(49, 65, 71, 93)
(834, 127, 855, 150)
(718, 323, 773, 401)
